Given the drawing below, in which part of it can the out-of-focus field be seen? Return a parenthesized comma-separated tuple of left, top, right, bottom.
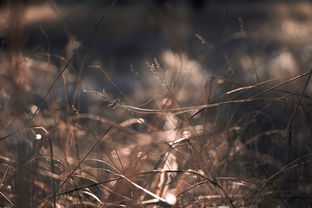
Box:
(0, 0, 312, 207)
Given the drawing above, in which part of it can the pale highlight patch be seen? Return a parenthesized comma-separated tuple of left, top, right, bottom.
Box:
(22, 4, 62, 25)
(35, 134, 42, 140)
(164, 192, 177, 205)
(66, 36, 81, 58)
(30, 105, 38, 114)
(281, 18, 312, 40)
(268, 51, 299, 79)
(161, 50, 207, 102)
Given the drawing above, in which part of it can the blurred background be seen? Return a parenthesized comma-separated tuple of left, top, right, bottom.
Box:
(2, 0, 312, 95)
